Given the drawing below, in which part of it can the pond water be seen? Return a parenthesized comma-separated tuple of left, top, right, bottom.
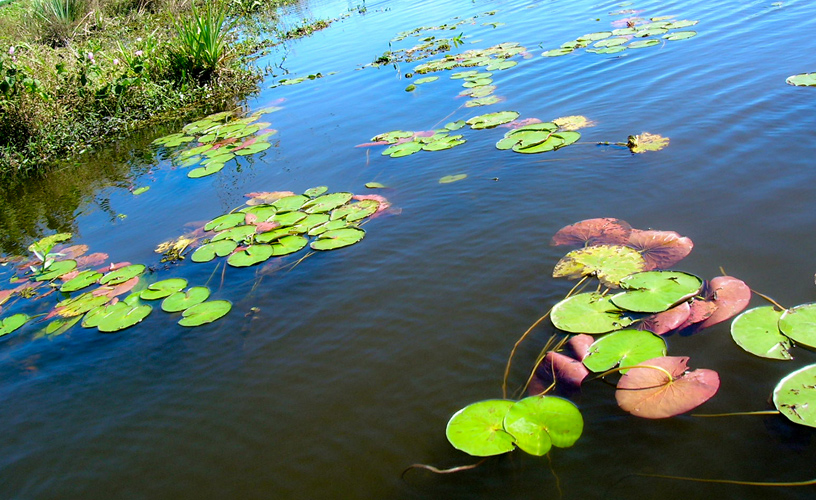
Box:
(2, 0, 816, 498)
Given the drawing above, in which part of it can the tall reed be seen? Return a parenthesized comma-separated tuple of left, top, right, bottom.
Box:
(170, 2, 235, 83)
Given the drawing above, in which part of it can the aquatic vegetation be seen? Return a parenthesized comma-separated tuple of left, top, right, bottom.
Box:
(438, 174, 467, 184)
(541, 13, 699, 58)
(152, 108, 278, 178)
(363, 129, 467, 158)
(786, 73, 816, 86)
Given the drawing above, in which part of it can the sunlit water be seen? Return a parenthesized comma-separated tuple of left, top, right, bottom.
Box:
(2, 0, 816, 498)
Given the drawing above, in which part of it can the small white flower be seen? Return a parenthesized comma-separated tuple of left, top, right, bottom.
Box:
(136, 37, 142, 42)
(135, 50, 143, 57)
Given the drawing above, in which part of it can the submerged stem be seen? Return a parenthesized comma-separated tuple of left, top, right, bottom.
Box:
(402, 458, 488, 477)
(634, 472, 816, 487)
(691, 410, 780, 418)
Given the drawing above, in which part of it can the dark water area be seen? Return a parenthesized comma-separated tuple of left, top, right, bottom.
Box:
(2, 0, 816, 498)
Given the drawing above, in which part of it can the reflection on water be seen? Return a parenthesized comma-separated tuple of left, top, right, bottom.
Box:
(3, 0, 816, 498)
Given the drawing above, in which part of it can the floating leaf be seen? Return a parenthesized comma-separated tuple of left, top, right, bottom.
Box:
(272, 195, 308, 213)
(638, 302, 691, 335)
(594, 37, 628, 48)
(132, 186, 150, 195)
(446, 400, 516, 457)
(444, 120, 466, 131)
(205, 213, 246, 232)
(466, 96, 501, 107)
(292, 213, 331, 233)
(486, 60, 517, 71)
(553, 115, 596, 131)
(405, 84, 417, 92)
(626, 229, 693, 270)
(627, 132, 669, 153)
(583, 329, 667, 373)
(188, 162, 226, 178)
(466, 111, 520, 129)
(542, 48, 573, 57)
(191, 240, 238, 263)
(95, 303, 152, 333)
(611, 271, 702, 313)
(270, 235, 309, 255)
(439, 174, 467, 184)
(774, 364, 816, 427)
(663, 31, 697, 41)
(304, 186, 329, 198)
(414, 76, 438, 84)
(503, 396, 583, 456)
(34, 260, 77, 281)
(536, 351, 590, 388)
(302, 192, 354, 213)
(551, 218, 632, 247)
(551, 292, 633, 334)
(43, 316, 82, 337)
(697, 276, 751, 329)
(628, 39, 660, 49)
(779, 303, 816, 349)
(60, 269, 102, 292)
(162, 287, 210, 313)
(553, 244, 646, 288)
(212, 225, 256, 243)
(731, 306, 792, 360)
(227, 244, 274, 267)
(178, 300, 232, 327)
(786, 73, 816, 87)
(365, 182, 386, 189)
(382, 141, 423, 158)
(99, 264, 145, 286)
(578, 31, 612, 41)
(310, 228, 365, 251)
(615, 356, 720, 419)
(82, 302, 126, 328)
(0, 313, 30, 336)
(140, 278, 189, 300)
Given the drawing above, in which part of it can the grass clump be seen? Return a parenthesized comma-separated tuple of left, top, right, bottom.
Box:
(0, 0, 289, 178)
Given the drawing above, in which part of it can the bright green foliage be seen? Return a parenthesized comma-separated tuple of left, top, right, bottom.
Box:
(140, 278, 189, 300)
(446, 400, 517, 456)
(0, 313, 30, 337)
(178, 300, 232, 327)
(161, 287, 210, 312)
(731, 307, 792, 360)
(553, 244, 646, 288)
(611, 271, 702, 313)
(99, 264, 145, 285)
(503, 396, 584, 455)
(97, 304, 152, 333)
(774, 364, 816, 427)
(59, 269, 102, 292)
(779, 304, 816, 348)
(551, 292, 634, 334)
(583, 329, 667, 373)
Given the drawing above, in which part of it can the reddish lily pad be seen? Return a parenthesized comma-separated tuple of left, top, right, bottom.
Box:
(697, 276, 751, 329)
(535, 351, 590, 389)
(638, 301, 691, 335)
(615, 356, 720, 418)
(626, 229, 693, 270)
(551, 218, 633, 247)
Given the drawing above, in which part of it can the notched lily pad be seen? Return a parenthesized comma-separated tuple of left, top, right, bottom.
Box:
(162, 287, 210, 313)
(466, 111, 520, 129)
(774, 364, 816, 427)
(502, 396, 583, 456)
(178, 300, 232, 327)
(553, 244, 646, 288)
(611, 271, 702, 313)
(446, 400, 516, 457)
(99, 264, 145, 286)
(731, 306, 792, 360)
(583, 329, 667, 373)
(551, 292, 634, 334)
(310, 228, 365, 250)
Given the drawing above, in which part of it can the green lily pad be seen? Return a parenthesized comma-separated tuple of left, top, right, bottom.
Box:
(731, 306, 792, 360)
(271, 195, 308, 213)
(610, 271, 702, 313)
(551, 292, 633, 334)
(636, 27, 668, 37)
(34, 260, 77, 281)
(446, 400, 516, 457)
(628, 39, 660, 49)
(270, 235, 309, 256)
(162, 287, 210, 313)
(0, 313, 30, 336)
(594, 37, 628, 47)
(371, 130, 414, 143)
(292, 213, 331, 233)
(343, 200, 380, 222)
(461, 85, 497, 98)
(96, 303, 152, 333)
(444, 120, 466, 131)
(414, 76, 438, 84)
(308, 219, 348, 236)
(99, 264, 145, 286)
(382, 141, 423, 158)
(191, 240, 238, 263)
(666, 20, 698, 29)
(255, 227, 292, 243)
(365, 182, 386, 189)
(786, 73, 816, 87)
(212, 225, 256, 243)
(270, 211, 307, 228)
(302, 192, 354, 213)
(82, 302, 126, 328)
(304, 186, 329, 198)
(133, 186, 150, 195)
(462, 78, 493, 88)
(205, 212, 246, 232)
(405, 84, 417, 92)
(774, 364, 816, 427)
(542, 48, 574, 57)
(779, 304, 816, 348)
(234, 141, 271, 156)
(466, 111, 520, 129)
(227, 244, 274, 267)
(578, 31, 612, 41)
(583, 329, 667, 373)
(310, 228, 366, 251)
(503, 396, 583, 456)
(56, 292, 110, 317)
(439, 174, 467, 184)
(496, 130, 551, 150)
(553, 244, 646, 288)
(663, 31, 697, 41)
(451, 70, 480, 79)
(188, 162, 226, 178)
(153, 133, 195, 147)
(140, 278, 189, 300)
(466, 96, 501, 107)
(594, 46, 626, 54)
(486, 60, 517, 71)
(423, 135, 466, 151)
(43, 315, 82, 337)
(60, 269, 102, 292)
(178, 300, 232, 327)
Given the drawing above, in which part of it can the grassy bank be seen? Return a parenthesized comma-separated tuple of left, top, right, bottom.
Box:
(0, 0, 293, 178)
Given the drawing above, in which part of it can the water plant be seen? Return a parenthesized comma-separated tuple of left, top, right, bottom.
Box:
(169, 2, 237, 83)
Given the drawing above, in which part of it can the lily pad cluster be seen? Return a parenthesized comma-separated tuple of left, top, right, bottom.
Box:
(541, 15, 698, 57)
(152, 108, 279, 178)
(191, 187, 387, 267)
(495, 120, 580, 154)
(270, 72, 334, 88)
(0, 235, 233, 339)
(364, 125, 467, 158)
(446, 396, 583, 457)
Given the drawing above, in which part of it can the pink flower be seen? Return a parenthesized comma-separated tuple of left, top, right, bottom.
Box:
(135, 50, 143, 57)
(113, 58, 119, 65)
(86, 51, 95, 62)
(8, 46, 14, 55)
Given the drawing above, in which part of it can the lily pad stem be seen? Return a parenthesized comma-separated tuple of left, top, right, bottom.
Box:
(631, 472, 816, 487)
(595, 364, 675, 384)
(691, 410, 780, 418)
(402, 458, 488, 477)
